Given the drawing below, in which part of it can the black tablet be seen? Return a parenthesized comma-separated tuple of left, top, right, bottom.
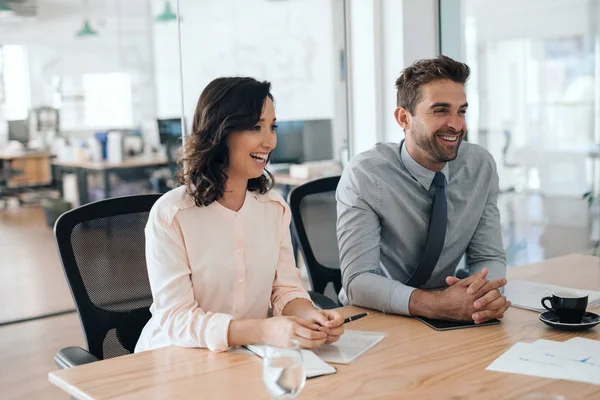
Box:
(416, 316, 501, 331)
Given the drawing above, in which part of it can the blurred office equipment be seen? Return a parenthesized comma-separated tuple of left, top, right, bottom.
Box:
(269, 119, 334, 165)
(0, 151, 55, 208)
(150, 118, 182, 193)
(157, 118, 182, 145)
(8, 120, 29, 146)
(28, 106, 60, 148)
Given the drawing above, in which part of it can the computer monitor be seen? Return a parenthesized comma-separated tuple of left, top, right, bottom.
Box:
(302, 119, 333, 162)
(269, 119, 334, 164)
(8, 120, 29, 144)
(269, 121, 305, 164)
(157, 118, 183, 145)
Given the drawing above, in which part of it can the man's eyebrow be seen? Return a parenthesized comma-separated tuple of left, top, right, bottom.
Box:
(428, 102, 469, 108)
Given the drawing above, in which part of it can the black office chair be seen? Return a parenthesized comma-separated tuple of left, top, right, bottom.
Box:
(288, 176, 342, 310)
(53, 194, 162, 368)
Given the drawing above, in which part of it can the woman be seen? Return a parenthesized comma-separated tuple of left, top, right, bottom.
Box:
(135, 77, 344, 353)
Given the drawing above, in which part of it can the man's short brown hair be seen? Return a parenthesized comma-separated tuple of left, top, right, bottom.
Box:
(396, 55, 470, 115)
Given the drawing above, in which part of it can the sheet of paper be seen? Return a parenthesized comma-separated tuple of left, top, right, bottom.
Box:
(504, 279, 600, 312)
(244, 345, 336, 378)
(312, 330, 386, 364)
(486, 340, 600, 385)
(539, 338, 600, 370)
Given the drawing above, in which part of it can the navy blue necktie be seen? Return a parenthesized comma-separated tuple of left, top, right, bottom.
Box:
(406, 172, 447, 288)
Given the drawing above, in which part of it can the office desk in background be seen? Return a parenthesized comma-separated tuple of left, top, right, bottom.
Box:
(49, 253, 600, 399)
(52, 155, 168, 205)
(0, 151, 55, 187)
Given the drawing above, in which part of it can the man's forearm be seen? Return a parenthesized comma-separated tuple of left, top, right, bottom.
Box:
(345, 272, 415, 315)
(408, 289, 442, 319)
(470, 260, 505, 280)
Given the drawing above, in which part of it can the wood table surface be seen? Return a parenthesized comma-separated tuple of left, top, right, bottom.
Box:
(49, 253, 600, 399)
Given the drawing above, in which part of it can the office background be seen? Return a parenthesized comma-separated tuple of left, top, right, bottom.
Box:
(0, 0, 598, 398)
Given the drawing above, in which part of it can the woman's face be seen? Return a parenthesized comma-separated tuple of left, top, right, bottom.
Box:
(226, 97, 277, 181)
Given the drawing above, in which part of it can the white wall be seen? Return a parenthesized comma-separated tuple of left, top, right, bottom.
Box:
(153, 0, 337, 124)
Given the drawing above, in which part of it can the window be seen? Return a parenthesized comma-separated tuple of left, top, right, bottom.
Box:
(2, 44, 31, 120)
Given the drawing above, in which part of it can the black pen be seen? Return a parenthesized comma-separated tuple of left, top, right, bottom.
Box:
(343, 312, 368, 324)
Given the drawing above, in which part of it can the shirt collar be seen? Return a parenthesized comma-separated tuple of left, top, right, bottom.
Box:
(400, 140, 450, 190)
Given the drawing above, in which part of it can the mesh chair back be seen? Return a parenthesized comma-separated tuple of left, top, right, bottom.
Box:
(288, 176, 341, 295)
(54, 194, 162, 360)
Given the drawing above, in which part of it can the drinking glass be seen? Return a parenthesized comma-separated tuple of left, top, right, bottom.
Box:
(262, 343, 306, 399)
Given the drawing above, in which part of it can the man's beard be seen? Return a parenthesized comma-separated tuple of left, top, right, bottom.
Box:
(413, 127, 464, 163)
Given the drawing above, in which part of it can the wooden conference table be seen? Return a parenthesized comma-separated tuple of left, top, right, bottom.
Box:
(49, 253, 600, 399)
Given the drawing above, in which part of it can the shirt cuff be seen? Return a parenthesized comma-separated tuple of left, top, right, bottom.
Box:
(204, 313, 234, 352)
(389, 284, 416, 316)
(272, 290, 312, 316)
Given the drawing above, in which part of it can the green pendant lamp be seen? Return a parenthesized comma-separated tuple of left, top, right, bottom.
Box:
(155, 1, 178, 22)
(0, 1, 13, 12)
(76, 19, 98, 37)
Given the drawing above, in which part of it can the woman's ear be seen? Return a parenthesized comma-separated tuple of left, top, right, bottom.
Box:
(394, 107, 411, 131)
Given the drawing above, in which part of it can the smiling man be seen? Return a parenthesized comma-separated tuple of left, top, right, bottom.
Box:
(336, 55, 510, 323)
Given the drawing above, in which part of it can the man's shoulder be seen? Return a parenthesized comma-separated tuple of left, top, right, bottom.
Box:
(457, 141, 496, 170)
(339, 143, 400, 199)
(346, 142, 400, 172)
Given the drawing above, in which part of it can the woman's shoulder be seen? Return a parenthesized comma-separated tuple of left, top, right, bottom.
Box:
(150, 186, 196, 225)
(250, 189, 289, 214)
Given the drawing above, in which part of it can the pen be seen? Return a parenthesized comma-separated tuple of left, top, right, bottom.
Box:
(343, 312, 368, 324)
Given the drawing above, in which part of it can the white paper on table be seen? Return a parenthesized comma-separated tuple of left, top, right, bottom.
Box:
(244, 345, 336, 378)
(536, 338, 600, 370)
(504, 280, 600, 312)
(312, 330, 386, 364)
(486, 341, 600, 385)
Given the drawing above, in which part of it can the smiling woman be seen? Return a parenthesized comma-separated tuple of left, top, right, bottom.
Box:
(135, 76, 345, 354)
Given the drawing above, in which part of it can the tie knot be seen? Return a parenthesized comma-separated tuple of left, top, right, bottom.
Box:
(433, 172, 446, 188)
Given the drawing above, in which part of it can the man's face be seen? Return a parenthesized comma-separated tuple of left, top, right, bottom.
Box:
(406, 79, 468, 163)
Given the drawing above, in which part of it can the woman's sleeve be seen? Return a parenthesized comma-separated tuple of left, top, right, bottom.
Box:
(270, 201, 312, 315)
(145, 207, 233, 352)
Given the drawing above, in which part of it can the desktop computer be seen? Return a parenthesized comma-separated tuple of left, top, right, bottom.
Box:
(157, 118, 183, 145)
(269, 121, 305, 164)
(269, 119, 333, 165)
(8, 120, 29, 145)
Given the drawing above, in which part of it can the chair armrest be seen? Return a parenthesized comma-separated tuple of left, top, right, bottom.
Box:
(54, 346, 99, 369)
(309, 291, 339, 310)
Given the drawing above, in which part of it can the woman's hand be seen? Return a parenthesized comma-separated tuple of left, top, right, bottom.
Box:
(259, 316, 328, 349)
(302, 309, 345, 344)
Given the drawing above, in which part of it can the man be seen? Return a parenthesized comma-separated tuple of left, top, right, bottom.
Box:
(336, 55, 510, 324)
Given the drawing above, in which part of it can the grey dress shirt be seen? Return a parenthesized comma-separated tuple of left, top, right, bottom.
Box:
(336, 140, 506, 315)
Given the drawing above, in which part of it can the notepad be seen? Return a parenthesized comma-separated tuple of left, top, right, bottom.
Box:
(245, 345, 337, 378)
(505, 280, 600, 312)
(313, 330, 386, 364)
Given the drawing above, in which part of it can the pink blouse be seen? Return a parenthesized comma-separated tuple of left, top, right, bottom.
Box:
(135, 186, 311, 353)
